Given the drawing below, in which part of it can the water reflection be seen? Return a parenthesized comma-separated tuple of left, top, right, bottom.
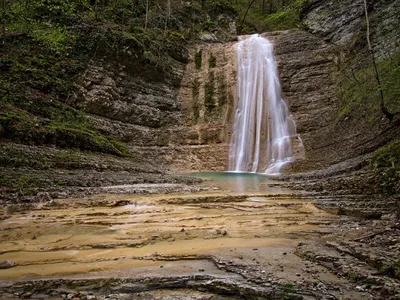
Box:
(187, 172, 284, 193)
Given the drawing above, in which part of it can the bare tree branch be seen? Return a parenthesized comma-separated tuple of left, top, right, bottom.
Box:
(363, 0, 393, 121)
(238, 0, 256, 34)
(145, 0, 149, 30)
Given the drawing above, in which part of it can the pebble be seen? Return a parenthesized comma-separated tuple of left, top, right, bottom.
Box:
(0, 260, 16, 269)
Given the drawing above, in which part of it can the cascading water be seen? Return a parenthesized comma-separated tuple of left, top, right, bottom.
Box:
(229, 34, 299, 175)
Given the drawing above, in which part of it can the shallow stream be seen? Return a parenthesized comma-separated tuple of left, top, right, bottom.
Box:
(0, 174, 341, 280)
(187, 172, 290, 193)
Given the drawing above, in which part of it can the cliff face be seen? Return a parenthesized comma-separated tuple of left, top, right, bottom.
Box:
(69, 0, 400, 174)
(71, 42, 236, 172)
(286, 0, 400, 171)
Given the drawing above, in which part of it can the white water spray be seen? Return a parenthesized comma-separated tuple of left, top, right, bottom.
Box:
(229, 34, 299, 175)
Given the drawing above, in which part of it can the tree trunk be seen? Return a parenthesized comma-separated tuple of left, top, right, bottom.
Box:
(94, 0, 98, 20)
(2, 0, 6, 45)
(145, 0, 149, 29)
(363, 0, 393, 121)
(238, 0, 256, 34)
(164, 0, 170, 36)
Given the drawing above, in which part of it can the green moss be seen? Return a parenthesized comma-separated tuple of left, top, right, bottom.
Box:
(218, 72, 227, 108)
(282, 283, 295, 290)
(369, 140, 400, 195)
(371, 140, 400, 168)
(264, 0, 307, 31)
(0, 104, 128, 157)
(234, 0, 308, 34)
(0, 175, 42, 196)
(205, 71, 215, 113)
(209, 54, 216, 68)
(192, 79, 200, 122)
(195, 50, 203, 70)
(282, 283, 296, 300)
(346, 272, 359, 280)
(0, 32, 130, 158)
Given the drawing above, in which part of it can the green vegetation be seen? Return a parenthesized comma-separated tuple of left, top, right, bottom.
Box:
(0, 175, 42, 196)
(346, 272, 360, 281)
(263, 0, 308, 31)
(234, 0, 309, 33)
(209, 53, 216, 68)
(282, 283, 296, 300)
(195, 50, 203, 70)
(205, 71, 215, 113)
(370, 140, 400, 195)
(192, 79, 200, 122)
(338, 52, 400, 121)
(218, 72, 227, 108)
(0, 103, 128, 156)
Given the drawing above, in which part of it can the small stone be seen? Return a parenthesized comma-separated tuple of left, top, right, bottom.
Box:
(198, 268, 205, 272)
(160, 265, 163, 268)
(180, 228, 185, 232)
(283, 252, 287, 255)
(22, 292, 33, 298)
(152, 234, 159, 239)
(0, 260, 16, 269)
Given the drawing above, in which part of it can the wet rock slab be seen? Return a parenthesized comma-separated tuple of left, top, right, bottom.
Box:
(0, 191, 399, 299)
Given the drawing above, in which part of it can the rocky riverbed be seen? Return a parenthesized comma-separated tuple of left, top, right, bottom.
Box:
(0, 180, 399, 300)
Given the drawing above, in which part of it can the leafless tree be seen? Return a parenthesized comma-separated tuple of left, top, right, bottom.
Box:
(145, 0, 149, 29)
(2, 0, 6, 44)
(363, 0, 393, 121)
(239, 0, 256, 34)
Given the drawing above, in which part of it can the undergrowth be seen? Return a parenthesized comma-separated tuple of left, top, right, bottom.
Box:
(338, 52, 400, 121)
(369, 140, 400, 195)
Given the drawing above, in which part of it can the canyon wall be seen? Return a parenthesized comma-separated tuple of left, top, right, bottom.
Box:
(72, 42, 236, 173)
(71, 0, 399, 174)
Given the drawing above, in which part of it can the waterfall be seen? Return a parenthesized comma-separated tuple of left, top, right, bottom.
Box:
(229, 34, 299, 175)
